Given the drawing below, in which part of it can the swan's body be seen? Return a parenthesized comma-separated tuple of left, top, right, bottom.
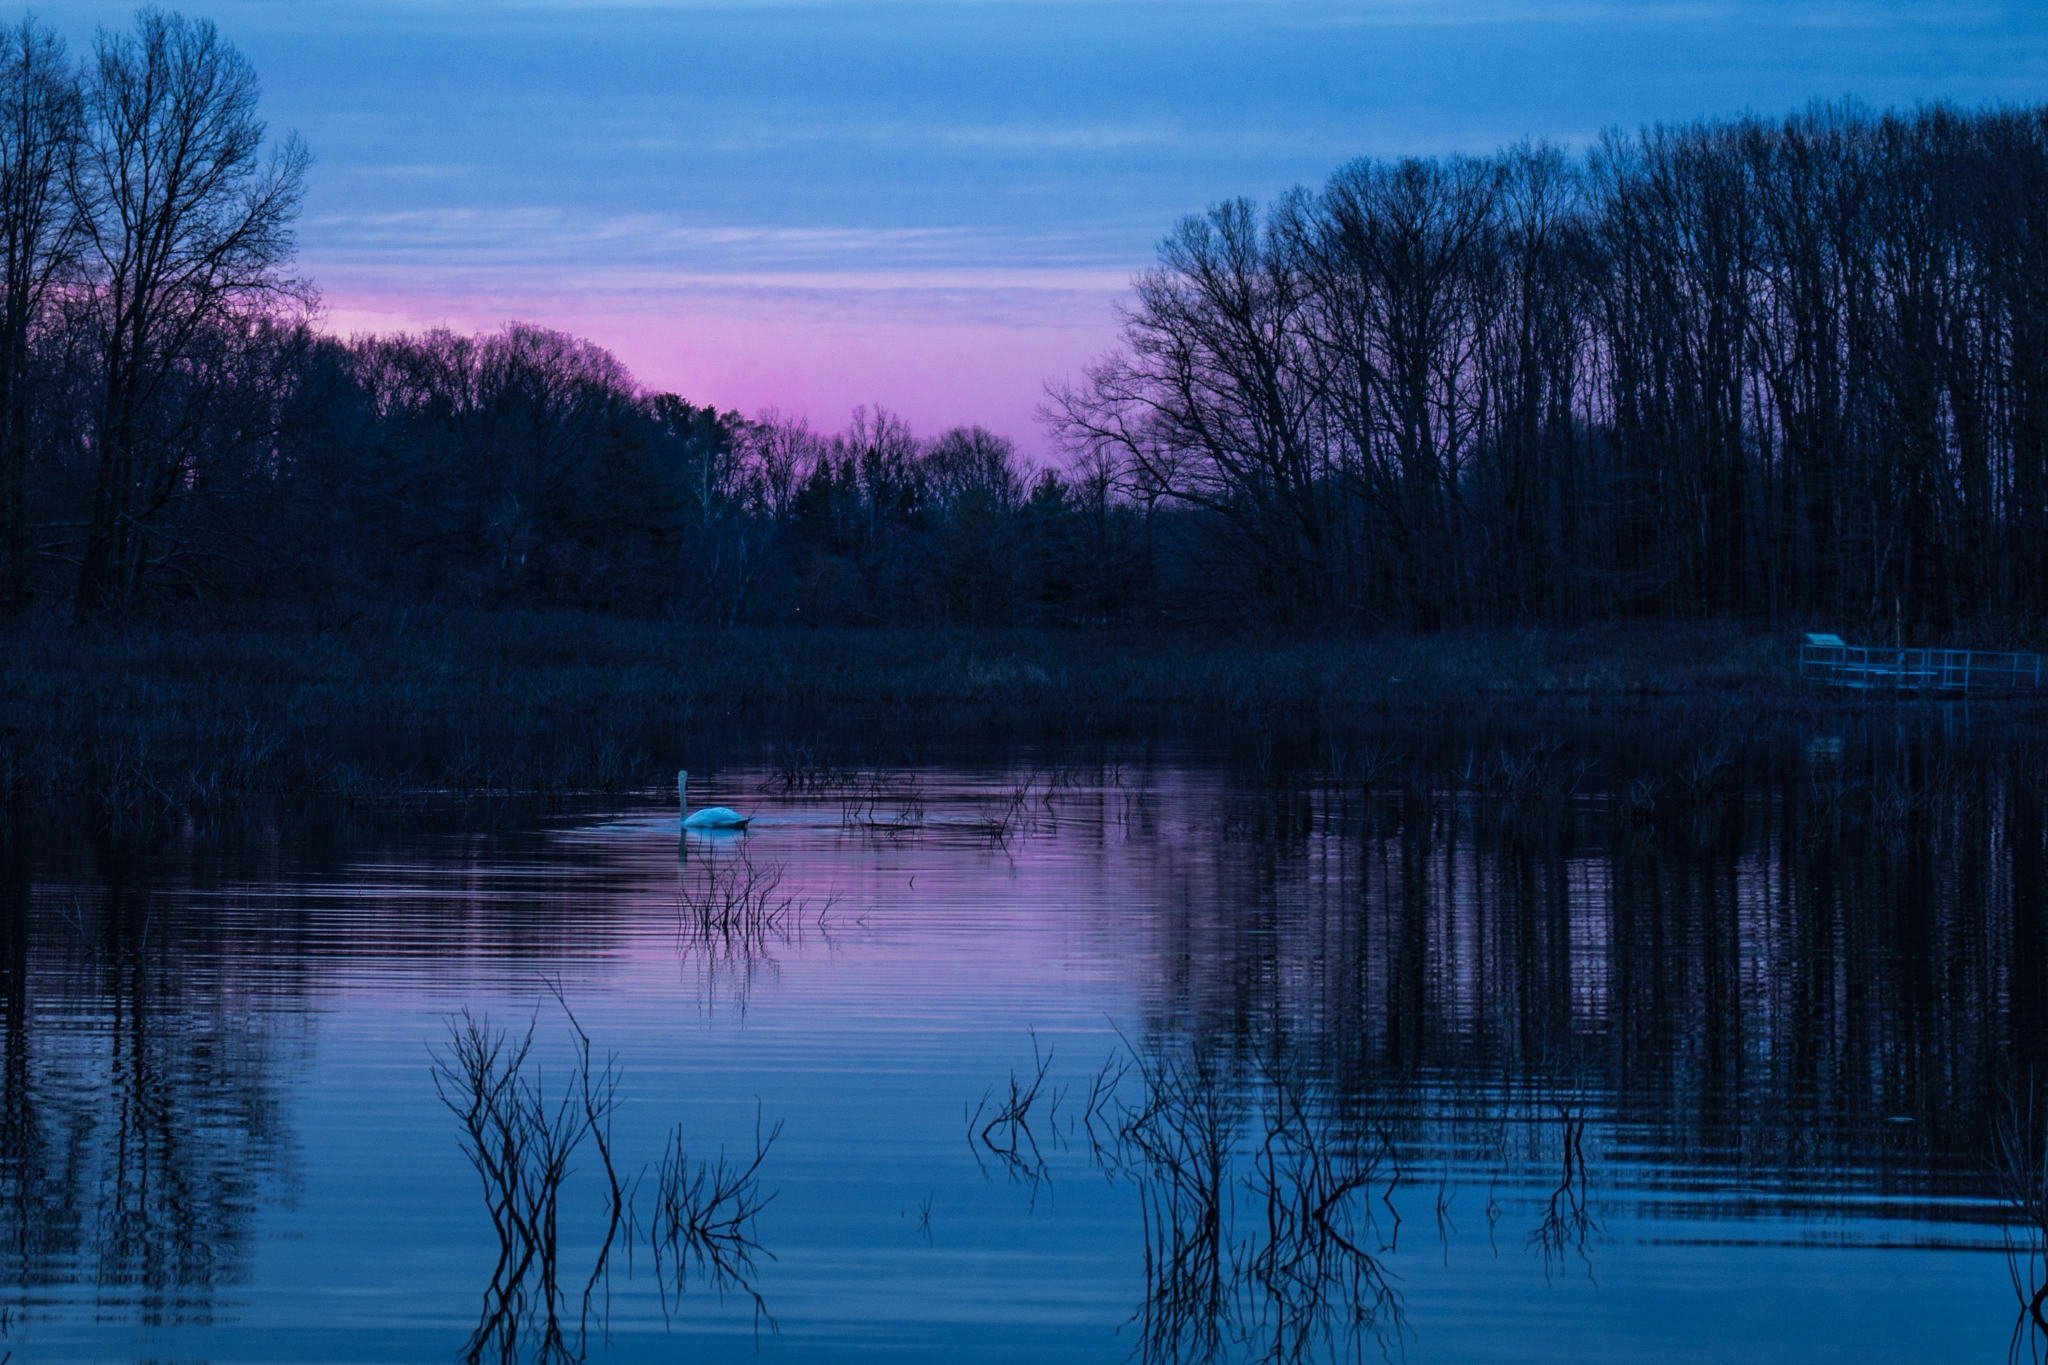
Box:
(679, 770, 751, 829)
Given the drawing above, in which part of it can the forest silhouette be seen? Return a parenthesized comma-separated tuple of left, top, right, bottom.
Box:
(0, 12, 2044, 638)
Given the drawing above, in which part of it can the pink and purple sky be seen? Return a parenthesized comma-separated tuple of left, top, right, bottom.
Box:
(38, 0, 2048, 453)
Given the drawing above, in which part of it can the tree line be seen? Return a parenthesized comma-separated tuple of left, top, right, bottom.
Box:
(1053, 101, 2048, 638)
(0, 8, 1150, 628)
(4, 8, 2045, 636)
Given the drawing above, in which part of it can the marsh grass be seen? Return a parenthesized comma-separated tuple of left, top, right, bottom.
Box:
(14, 607, 2047, 852)
(1530, 1094, 1600, 1281)
(837, 768, 926, 831)
(675, 848, 813, 941)
(0, 609, 1836, 817)
(967, 774, 1060, 843)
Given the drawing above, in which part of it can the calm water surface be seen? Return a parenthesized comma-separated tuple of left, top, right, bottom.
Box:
(0, 750, 2033, 1362)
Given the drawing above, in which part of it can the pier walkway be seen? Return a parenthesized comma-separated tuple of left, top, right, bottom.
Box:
(1799, 633, 2043, 694)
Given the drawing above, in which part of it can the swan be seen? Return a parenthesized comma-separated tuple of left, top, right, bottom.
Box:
(679, 770, 751, 829)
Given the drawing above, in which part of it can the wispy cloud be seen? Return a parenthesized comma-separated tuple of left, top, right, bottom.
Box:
(302, 209, 1144, 278)
(209, 0, 2048, 444)
(698, 119, 1205, 155)
(347, 162, 473, 180)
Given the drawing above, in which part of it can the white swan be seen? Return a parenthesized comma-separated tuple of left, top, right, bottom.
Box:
(679, 770, 751, 829)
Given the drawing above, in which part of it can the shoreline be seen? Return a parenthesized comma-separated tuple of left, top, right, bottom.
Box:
(6, 611, 2039, 814)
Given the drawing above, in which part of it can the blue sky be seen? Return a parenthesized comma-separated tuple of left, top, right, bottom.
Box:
(35, 0, 2048, 449)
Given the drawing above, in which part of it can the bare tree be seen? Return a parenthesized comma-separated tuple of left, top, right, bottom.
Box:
(1291, 154, 1503, 624)
(1048, 198, 1336, 621)
(0, 19, 80, 614)
(70, 7, 307, 619)
(733, 407, 822, 524)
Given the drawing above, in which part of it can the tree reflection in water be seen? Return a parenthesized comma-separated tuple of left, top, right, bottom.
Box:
(960, 720, 2048, 1360)
(973, 1034, 1409, 1365)
(0, 835, 292, 1330)
(969, 1031, 1635, 1363)
(1120, 1046, 1406, 1365)
(5, 722, 2047, 1357)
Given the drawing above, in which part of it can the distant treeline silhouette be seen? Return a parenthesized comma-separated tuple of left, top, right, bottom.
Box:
(0, 9, 1142, 629)
(1, 8, 2044, 634)
(1054, 103, 2048, 636)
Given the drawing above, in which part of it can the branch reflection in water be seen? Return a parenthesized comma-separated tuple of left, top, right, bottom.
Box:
(973, 1033, 1407, 1365)
(965, 1029, 1064, 1201)
(648, 1103, 781, 1334)
(1526, 1085, 1598, 1280)
(1997, 1077, 2048, 1364)
(673, 841, 835, 1016)
(431, 993, 780, 1364)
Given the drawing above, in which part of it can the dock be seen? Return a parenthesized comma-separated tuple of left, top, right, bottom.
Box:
(1798, 633, 2044, 694)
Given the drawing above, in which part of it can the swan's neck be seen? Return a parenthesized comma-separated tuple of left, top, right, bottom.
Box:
(678, 770, 688, 814)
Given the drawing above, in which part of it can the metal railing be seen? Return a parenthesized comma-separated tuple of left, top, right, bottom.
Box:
(1799, 637, 2044, 693)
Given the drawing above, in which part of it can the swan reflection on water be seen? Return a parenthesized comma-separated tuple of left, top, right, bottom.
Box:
(677, 824, 749, 862)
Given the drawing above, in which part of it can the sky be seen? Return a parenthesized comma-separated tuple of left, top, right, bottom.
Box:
(33, 0, 2048, 452)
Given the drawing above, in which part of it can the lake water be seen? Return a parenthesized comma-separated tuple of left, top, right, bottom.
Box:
(0, 744, 2035, 1363)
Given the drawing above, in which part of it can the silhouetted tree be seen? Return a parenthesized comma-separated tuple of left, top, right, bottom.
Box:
(0, 19, 78, 616)
(71, 8, 306, 619)
(1051, 101, 2048, 638)
(0, 39, 2040, 641)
